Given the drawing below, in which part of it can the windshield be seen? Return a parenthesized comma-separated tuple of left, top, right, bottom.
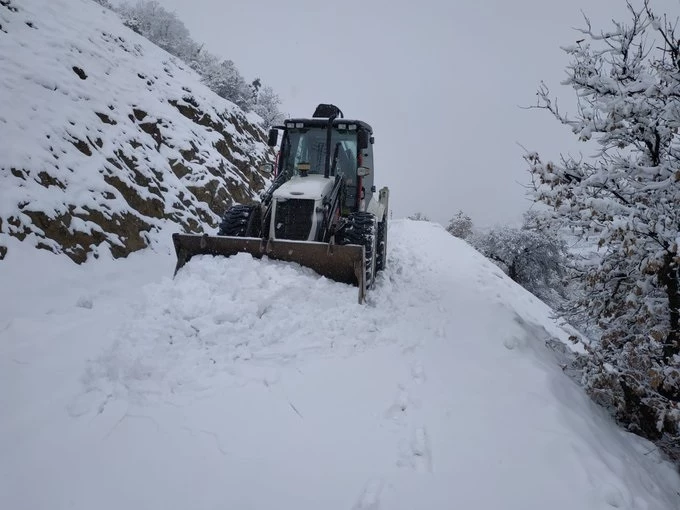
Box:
(280, 127, 358, 179)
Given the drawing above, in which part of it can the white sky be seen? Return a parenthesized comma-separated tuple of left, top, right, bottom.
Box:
(155, 0, 679, 227)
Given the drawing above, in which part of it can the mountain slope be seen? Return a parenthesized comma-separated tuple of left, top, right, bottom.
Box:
(0, 0, 271, 262)
(1, 220, 678, 510)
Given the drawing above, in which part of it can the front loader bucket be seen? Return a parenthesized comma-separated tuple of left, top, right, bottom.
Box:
(172, 233, 367, 303)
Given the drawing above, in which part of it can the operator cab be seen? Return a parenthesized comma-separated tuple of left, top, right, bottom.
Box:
(283, 124, 357, 178)
(267, 107, 375, 213)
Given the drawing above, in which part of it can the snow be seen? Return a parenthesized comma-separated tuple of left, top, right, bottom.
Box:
(274, 174, 335, 199)
(2, 219, 678, 510)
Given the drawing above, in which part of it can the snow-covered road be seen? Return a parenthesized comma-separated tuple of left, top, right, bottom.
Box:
(2, 220, 678, 509)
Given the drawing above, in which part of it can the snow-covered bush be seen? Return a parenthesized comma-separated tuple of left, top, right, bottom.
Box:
(446, 210, 473, 239)
(526, 1, 680, 462)
(408, 212, 430, 221)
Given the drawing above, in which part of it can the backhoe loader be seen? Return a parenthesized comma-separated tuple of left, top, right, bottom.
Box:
(172, 104, 389, 303)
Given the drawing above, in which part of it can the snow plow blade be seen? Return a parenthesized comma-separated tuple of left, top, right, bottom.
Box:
(172, 233, 367, 303)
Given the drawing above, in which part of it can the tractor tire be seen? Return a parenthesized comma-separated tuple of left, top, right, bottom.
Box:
(338, 212, 377, 289)
(218, 204, 261, 237)
(376, 217, 387, 273)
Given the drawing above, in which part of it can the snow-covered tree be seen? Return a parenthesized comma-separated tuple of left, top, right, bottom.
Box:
(470, 218, 567, 306)
(251, 78, 262, 98)
(526, 1, 680, 461)
(198, 58, 254, 112)
(253, 85, 285, 128)
(117, 1, 194, 60)
(446, 210, 473, 239)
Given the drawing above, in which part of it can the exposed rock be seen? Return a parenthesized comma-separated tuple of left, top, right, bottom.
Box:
(0, 218, 5, 260)
(72, 66, 87, 80)
(169, 159, 191, 179)
(70, 136, 92, 156)
(103, 174, 166, 219)
(95, 112, 116, 125)
(37, 171, 65, 189)
(24, 207, 151, 263)
(11, 168, 26, 179)
(132, 107, 147, 121)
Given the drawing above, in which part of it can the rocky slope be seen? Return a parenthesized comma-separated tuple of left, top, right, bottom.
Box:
(0, 0, 273, 262)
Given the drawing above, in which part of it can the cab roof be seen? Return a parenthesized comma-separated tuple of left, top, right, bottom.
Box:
(281, 118, 373, 134)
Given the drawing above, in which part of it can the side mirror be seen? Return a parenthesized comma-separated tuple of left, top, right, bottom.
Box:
(267, 129, 278, 147)
(259, 162, 274, 174)
(357, 166, 371, 177)
(358, 130, 369, 149)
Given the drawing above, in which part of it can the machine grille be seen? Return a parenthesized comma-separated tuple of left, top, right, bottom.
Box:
(274, 199, 315, 240)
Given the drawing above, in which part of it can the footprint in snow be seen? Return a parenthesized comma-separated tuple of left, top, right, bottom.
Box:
(76, 295, 94, 309)
(411, 362, 426, 383)
(352, 479, 383, 510)
(66, 389, 108, 417)
(397, 427, 433, 473)
(600, 483, 626, 508)
(411, 427, 433, 473)
(503, 334, 526, 351)
(384, 385, 411, 421)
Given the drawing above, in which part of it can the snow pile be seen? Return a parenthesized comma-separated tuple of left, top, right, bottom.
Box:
(2, 220, 678, 509)
(0, 0, 271, 262)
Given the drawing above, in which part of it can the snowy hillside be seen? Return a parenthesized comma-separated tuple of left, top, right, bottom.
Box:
(2, 220, 679, 510)
(0, 0, 271, 262)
